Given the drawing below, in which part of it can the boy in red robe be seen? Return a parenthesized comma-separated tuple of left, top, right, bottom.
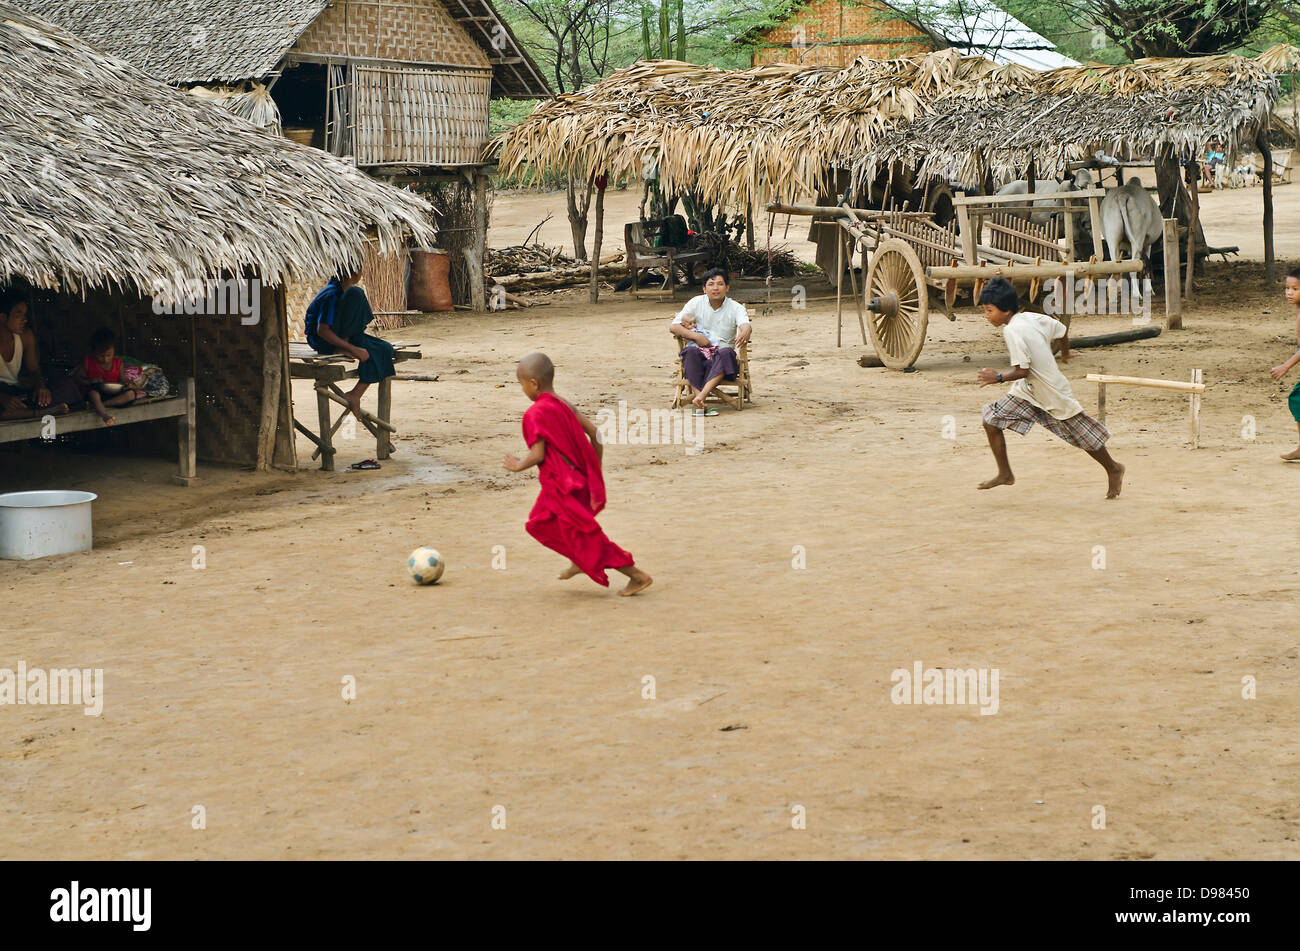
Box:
(503, 353, 653, 596)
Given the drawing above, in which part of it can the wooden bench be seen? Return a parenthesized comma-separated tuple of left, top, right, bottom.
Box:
(0, 378, 197, 485)
(289, 342, 422, 471)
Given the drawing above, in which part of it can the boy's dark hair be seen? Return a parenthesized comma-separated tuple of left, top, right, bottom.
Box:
(0, 288, 29, 314)
(978, 276, 1019, 314)
(701, 267, 730, 286)
(1287, 265, 1300, 281)
(90, 327, 116, 354)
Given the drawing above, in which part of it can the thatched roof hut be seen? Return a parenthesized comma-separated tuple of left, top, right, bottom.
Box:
(0, 1, 436, 470)
(1, 0, 435, 304)
(495, 46, 1300, 209)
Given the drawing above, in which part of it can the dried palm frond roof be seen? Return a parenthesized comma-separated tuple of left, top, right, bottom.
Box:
(495, 45, 1300, 208)
(869, 45, 1300, 185)
(0, 1, 435, 303)
(496, 49, 1032, 210)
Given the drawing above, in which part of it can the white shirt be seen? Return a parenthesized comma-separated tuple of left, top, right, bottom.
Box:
(0, 330, 23, 386)
(1002, 312, 1083, 420)
(672, 295, 750, 349)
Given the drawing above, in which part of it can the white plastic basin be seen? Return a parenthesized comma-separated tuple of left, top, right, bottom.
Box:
(0, 490, 98, 560)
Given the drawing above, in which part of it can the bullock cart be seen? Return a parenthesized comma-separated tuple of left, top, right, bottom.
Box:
(769, 189, 1146, 369)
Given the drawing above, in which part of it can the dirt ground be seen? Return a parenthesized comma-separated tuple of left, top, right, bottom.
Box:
(3, 182, 1300, 860)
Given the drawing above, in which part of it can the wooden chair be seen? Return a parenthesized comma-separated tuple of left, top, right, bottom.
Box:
(671, 334, 753, 411)
(625, 217, 711, 301)
(1256, 148, 1294, 185)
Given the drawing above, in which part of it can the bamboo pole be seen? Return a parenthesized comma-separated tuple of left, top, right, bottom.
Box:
(1084, 373, 1205, 393)
(927, 261, 1142, 280)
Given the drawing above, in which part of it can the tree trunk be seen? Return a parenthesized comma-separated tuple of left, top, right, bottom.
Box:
(589, 176, 606, 303)
(566, 174, 594, 261)
(1259, 127, 1275, 282)
(641, 3, 652, 60)
(1154, 147, 1206, 269)
(675, 0, 686, 60)
(659, 1, 670, 58)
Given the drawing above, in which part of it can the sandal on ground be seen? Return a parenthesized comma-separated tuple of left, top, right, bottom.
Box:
(349, 459, 381, 470)
(692, 407, 719, 417)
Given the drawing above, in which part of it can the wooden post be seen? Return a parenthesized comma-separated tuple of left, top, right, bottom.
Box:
(1259, 127, 1276, 283)
(1185, 175, 1200, 301)
(847, 242, 868, 346)
(1162, 218, 1182, 330)
(173, 376, 197, 486)
(589, 174, 606, 304)
(835, 227, 844, 348)
(1096, 382, 1106, 425)
(1189, 368, 1203, 448)
(957, 204, 977, 265)
(256, 283, 283, 471)
(1026, 158, 1036, 194)
(316, 384, 335, 472)
(376, 377, 392, 461)
(746, 204, 756, 250)
(1088, 195, 1104, 261)
(469, 170, 488, 311)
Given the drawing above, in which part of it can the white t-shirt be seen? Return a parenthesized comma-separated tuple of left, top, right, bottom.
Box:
(0, 330, 23, 386)
(1002, 312, 1083, 420)
(672, 295, 750, 349)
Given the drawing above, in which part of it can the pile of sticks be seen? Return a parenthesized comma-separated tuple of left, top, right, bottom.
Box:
(484, 242, 627, 295)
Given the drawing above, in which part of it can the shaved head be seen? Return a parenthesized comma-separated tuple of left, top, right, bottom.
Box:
(517, 352, 554, 387)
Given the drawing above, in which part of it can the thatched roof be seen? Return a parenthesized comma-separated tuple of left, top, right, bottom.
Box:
(495, 45, 1300, 209)
(0, 1, 436, 302)
(21, 0, 552, 98)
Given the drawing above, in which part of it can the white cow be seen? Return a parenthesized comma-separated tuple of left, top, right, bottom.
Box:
(995, 169, 1093, 221)
(1100, 177, 1164, 298)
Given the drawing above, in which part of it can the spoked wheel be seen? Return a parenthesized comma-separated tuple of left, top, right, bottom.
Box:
(865, 238, 930, 369)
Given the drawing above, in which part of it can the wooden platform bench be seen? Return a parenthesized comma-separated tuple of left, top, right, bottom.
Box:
(0, 377, 197, 485)
(289, 342, 423, 471)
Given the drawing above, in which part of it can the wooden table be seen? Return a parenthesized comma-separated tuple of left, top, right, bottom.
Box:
(289, 343, 422, 471)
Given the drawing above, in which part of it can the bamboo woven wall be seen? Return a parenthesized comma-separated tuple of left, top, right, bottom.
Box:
(26, 285, 267, 465)
(752, 0, 932, 66)
(293, 0, 490, 68)
(285, 239, 409, 340)
(352, 65, 491, 167)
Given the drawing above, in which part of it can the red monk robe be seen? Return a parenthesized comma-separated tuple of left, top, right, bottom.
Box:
(522, 392, 634, 586)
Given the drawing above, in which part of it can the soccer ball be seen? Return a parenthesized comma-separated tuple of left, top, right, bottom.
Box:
(408, 546, 445, 585)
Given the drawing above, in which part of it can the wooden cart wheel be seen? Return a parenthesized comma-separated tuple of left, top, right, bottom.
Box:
(865, 238, 929, 369)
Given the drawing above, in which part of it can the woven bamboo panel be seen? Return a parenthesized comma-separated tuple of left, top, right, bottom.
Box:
(352, 65, 491, 166)
(284, 238, 408, 338)
(25, 284, 266, 466)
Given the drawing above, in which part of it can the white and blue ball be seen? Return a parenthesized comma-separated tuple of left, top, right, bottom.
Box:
(408, 546, 445, 585)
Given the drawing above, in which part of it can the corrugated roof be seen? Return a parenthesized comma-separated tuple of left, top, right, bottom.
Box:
(915, 0, 1079, 70)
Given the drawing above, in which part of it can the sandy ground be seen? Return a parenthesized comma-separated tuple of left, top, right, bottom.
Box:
(3, 186, 1300, 860)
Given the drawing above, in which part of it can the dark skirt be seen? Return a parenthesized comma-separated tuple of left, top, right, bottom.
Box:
(680, 345, 739, 390)
(0, 376, 81, 410)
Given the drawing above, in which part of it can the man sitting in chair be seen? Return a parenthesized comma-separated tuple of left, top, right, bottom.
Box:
(669, 268, 752, 414)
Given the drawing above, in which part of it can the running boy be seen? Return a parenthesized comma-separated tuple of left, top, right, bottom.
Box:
(976, 277, 1125, 498)
(503, 352, 653, 596)
(1269, 266, 1300, 461)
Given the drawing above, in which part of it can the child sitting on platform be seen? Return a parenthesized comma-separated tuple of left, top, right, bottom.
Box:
(74, 327, 146, 427)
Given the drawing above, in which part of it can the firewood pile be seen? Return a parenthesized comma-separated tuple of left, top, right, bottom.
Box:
(484, 242, 627, 296)
(689, 231, 802, 278)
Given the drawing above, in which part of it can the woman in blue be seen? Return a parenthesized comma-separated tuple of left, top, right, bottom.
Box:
(305, 265, 396, 418)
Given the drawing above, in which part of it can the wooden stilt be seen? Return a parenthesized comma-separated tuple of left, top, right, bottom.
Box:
(1096, 382, 1106, 425)
(376, 377, 393, 461)
(835, 227, 844, 348)
(1162, 218, 1182, 330)
(1190, 368, 1203, 448)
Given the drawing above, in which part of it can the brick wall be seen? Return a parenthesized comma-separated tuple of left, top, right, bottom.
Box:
(753, 0, 934, 66)
(295, 0, 490, 67)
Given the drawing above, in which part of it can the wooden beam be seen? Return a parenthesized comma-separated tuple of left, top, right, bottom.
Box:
(1084, 373, 1205, 393)
(927, 261, 1143, 281)
(1162, 218, 1182, 330)
(951, 188, 1111, 206)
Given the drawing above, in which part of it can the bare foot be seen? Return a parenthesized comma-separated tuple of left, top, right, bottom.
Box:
(617, 568, 654, 597)
(1281, 448, 1300, 461)
(558, 562, 583, 580)
(101, 415, 115, 427)
(1106, 463, 1125, 499)
(978, 473, 1015, 490)
(344, 392, 364, 418)
(692, 394, 706, 410)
